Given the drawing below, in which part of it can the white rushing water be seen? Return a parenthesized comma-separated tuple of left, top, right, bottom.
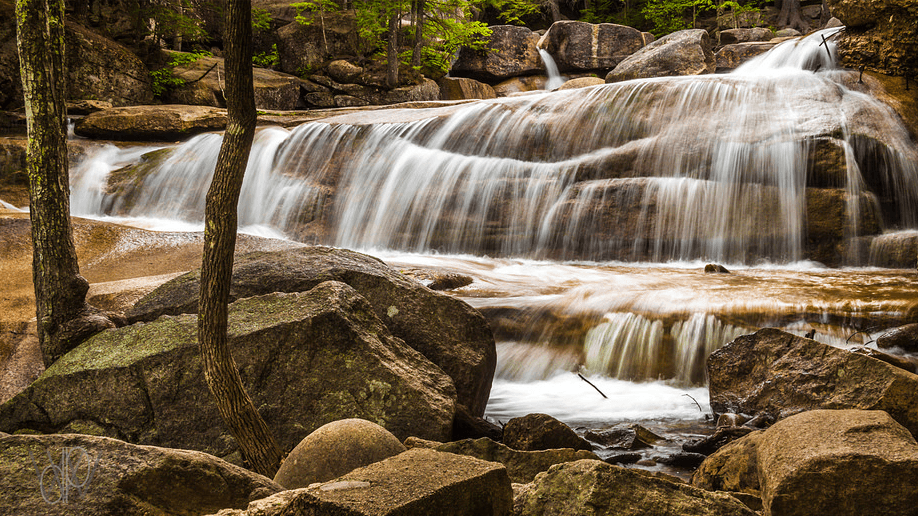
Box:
(54, 28, 918, 434)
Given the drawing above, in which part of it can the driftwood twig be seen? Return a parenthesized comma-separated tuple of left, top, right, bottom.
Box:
(578, 373, 608, 399)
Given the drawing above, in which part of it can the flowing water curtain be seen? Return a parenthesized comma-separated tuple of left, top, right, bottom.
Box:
(69, 29, 918, 265)
(582, 312, 746, 385)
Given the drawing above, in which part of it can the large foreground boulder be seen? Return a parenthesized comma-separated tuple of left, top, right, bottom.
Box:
(74, 105, 227, 141)
(758, 410, 918, 516)
(126, 246, 496, 417)
(539, 21, 646, 72)
(451, 25, 544, 82)
(514, 459, 756, 516)
(707, 328, 918, 436)
(218, 448, 513, 516)
(0, 281, 457, 457)
(693, 410, 918, 516)
(0, 433, 282, 515)
(605, 29, 715, 83)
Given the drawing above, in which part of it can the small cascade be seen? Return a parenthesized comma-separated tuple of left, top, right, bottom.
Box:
(582, 312, 746, 385)
(538, 49, 567, 90)
(583, 313, 665, 381)
(671, 314, 746, 384)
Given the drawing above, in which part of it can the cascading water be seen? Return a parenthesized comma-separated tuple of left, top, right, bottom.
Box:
(63, 29, 918, 438)
(538, 49, 567, 90)
(71, 28, 918, 266)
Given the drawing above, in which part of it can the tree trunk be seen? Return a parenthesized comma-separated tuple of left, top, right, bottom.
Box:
(387, 8, 399, 88)
(410, 0, 425, 68)
(198, 0, 284, 478)
(777, 0, 810, 32)
(16, 0, 94, 366)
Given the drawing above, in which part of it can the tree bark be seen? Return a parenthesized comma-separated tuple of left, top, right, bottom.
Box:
(776, 0, 810, 33)
(387, 8, 399, 88)
(198, 0, 284, 477)
(16, 0, 95, 366)
(410, 0, 425, 68)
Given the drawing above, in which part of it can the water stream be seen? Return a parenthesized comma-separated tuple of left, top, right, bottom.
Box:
(19, 28, 918, 458)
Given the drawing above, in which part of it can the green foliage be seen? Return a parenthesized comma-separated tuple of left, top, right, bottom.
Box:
(418, 14, 491, 75)
(476, 0, 542, 25)
(150, 50, 213, 98)
(253, 44, 280, 68)
(641, 0, 762, 35)
(292, 0, 341, 24)
(251, 7, 273, 32)
(139, 1, 208, 44)
(641, 0, 691, 35)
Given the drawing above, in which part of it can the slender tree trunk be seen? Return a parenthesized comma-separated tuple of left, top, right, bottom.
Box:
(198, 0, 283, 477)
(17, 0, 95, 366)
(387, 8, 399, 88)
(410, 0, 425, 68)
(777, 0, 809, 32)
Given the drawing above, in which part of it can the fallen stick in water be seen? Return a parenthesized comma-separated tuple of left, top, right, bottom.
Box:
(578, 373, 608, 399)
(683, 393, 703, 412)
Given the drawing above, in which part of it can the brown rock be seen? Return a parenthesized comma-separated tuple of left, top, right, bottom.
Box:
(493, 76, 548, 96)
(125, 246, 496, 417)
(65, 22, 154, 107)
(0, 282, 457, 457)
(405, 436, 600, 483)
(606, 29, 715, 83)
(877, 323, 918, 353)
(170, 55, 307, 110)
(276, 11, 360, 76)
(74, 105, 227, 141)
(514, 459, 756, 516)
(557, 77, 605, 90)
(438, 77, 498, 100)
(502, 413, 592, 452)
(223, 448, 513, 516)
(707, 328, 918, 436)
(0, 433, 282, 516)
(691, 430, 763, 496)
(715, 42, 778, 71)
(273, 418, 407, 489)
(719, 27, 775, 45)
(539, 21, 645, 72)
(452, 25, 544, 81)
(757, 409, 918, 516)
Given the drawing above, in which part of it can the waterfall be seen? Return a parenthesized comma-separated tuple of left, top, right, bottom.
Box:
(538, 49, 567, 90)
(582, 312, 745, 385)
(72, 29, 918, 266)
(62, 28, 918, 388)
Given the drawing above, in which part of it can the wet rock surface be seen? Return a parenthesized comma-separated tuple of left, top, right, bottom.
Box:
(708, 328, 918, 436)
